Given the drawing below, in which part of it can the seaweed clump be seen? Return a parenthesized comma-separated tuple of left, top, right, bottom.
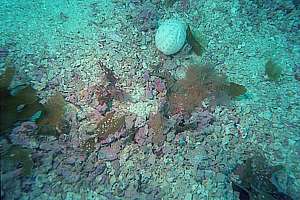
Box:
(265, 59, 282, 81)
(0, 66, 43, 133)
(0, 64, 66, 136)
(165, 0, 178, 7)
(36, 93, 66, 136)
(96, 60, 127, 113)
(232, 154, 293, 200)
(186, 25, 205, 56)
(167, 64, 247, 114)
(1, 145, 33, 176)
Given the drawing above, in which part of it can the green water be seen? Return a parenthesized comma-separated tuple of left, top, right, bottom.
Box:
(0, 0, 299, 199)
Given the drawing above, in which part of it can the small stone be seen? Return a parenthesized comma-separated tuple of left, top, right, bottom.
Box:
(184, 193, 193, 200)
(94, 163, 106, 175)
(98, 147, 118, 161)
(222, 135, 230, 145)
(195, 169, 214, 182)
(134, 126, 148, 146)
(178, 135, 186, 146)
(140, 45, 147, 50)
(65, 156, 76, 165)
(125, 114, 136, 130)
(109, 32, 123, 43)
(166, 131, 175, 142)
(258, 110, 272, 120)
(33, 81, 46, 91)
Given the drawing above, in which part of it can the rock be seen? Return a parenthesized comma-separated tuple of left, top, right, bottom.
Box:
(98, 147, 118, 161)
(65, 192, 81, 200)
(41, 153, 54, 172)
(195, 169, 214, 182)
(184, 193, 193, 200)
(39, 141, 62, 152)
(94, 163, 106, 175)
(134, 126, 148, 146)
(65, 156, 76, 165)
(59, 168, 80, 183)
(108, 32, 123, 43)
(125, 114, 136, 130)
(155, 19, 187, 55)
(166, 131, 175, 142)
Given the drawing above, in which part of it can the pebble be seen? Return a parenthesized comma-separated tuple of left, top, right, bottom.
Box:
(195, 169, 214, 183)
(258, 110, 273, 120)
(166, 131, 176, 142)
(184, 193, 193, 200)
(140, 45, 147, 50)
(109, 32, 123, 43)
(98, 147, 118, 161)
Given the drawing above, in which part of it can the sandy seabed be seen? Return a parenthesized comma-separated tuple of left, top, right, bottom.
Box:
(0, 0, 299, 199)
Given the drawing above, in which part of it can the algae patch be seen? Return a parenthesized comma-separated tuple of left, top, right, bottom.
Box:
(36, 93, 66, 136)
(0, 66, 43, 133)
(265, 59, 282, 81)
(1, 145, 33, 176)
(186, 25, 205, 56)
(167, 64, 247, 114)
(232, 154, 293, 200)
(222, 82, 247, 98)
(0, 64, 66, 136)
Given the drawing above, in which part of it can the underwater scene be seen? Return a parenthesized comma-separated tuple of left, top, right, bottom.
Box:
(0, 0, 299, 199)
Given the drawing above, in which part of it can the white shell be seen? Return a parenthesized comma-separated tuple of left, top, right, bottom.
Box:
(155, 19, 187, 55)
